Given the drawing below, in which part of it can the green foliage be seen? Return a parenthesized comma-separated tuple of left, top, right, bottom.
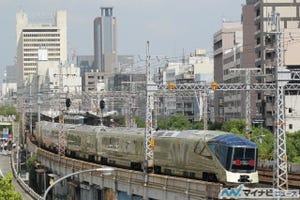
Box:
(0, 173, 22, 200)
(113, 116, 125, 126)
(208, 121, 222, 130)
(158, 114, 191, 130)
(250, 127, 274, 160)
(286, 131, 300, 163)
(0, 106, 19, 121)
(135, 117, 145, 128)
(221, 119, 246, 136)
(25, 156, 38, 190)
(168, 114, 191, 130)
(157, 118, 168, 129)
(192, 120, 204, 130)
(26, 156, 36, 170)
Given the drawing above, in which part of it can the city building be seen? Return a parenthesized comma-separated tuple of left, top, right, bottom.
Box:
(222, 44, 244, 120)
(189, 49, 214, 122)
(213, 21, 243, 122)
(254, 0, 300, 130)
(2, 64, 17, 97)
(82, 70, 103, 92)
(111, 73, 146, 125)
(116, 55, 135, 73)
(158, 50, 213, 122)
(77, 55, 95, 76)
(94, 7, 117, 75)
(16, 10, 67, 85)
(241, 0, 259, 123)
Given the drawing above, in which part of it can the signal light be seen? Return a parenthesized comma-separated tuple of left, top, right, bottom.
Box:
(168, 82, 175, 91)
(100, 99, 105, 110)
(211, 81, 218, 91)
(66, 98, 71, 108)
(150, 137, 155, 150)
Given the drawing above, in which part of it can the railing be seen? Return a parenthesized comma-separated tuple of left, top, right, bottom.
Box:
(10, 150, 42, 200)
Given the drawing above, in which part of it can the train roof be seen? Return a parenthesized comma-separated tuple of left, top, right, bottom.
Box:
(154, 129, 230, 141)
(38, 121, 257, 147)
(208, 134, 257, 148)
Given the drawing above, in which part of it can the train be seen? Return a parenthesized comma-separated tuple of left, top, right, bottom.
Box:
(36, 120, 259, 184)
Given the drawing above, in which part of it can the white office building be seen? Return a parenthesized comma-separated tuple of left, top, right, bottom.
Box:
(16, 10, 67, 85)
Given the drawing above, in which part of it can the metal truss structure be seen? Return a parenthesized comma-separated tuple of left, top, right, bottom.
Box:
(273, 12, 287, 190)
(144, 41, 156, 184)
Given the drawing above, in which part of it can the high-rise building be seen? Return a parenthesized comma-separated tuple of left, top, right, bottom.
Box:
(213, 21, 243, 122)
(94, 7, 117, 74)
(254, 0, 300, 130)
(16, 10, 67, 85)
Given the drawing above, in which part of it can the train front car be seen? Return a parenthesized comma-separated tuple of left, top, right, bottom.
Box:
(207, 134, 258, 184)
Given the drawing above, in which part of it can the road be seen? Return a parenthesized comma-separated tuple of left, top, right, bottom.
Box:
(0, 152, 33, 200)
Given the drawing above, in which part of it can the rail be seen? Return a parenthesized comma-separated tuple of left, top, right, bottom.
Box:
(257, 160, 300, 189)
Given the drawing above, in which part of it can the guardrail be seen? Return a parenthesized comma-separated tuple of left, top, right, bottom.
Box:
(10, 150, 42, 200)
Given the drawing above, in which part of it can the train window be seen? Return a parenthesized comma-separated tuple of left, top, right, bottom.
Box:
(208, 143, 215, 154)
(226, 147, 233, 170)
(233, 148, 244, 160)
(213, 144, 228, 168)
(194, 143, 212, 159)
(231, 147, 256, 172)
(245, 148, 255, 160)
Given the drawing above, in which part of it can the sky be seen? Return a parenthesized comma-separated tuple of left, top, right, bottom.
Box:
(0, 0, 244, 79)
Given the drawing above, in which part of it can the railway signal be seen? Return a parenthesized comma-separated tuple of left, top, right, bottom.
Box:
(211, 81, 218, 91)
(66, 98, 71, 109)
(100, 99, 105, 110)
(168, 82, 175, 91)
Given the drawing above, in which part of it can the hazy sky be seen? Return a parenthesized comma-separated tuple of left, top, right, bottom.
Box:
(0, 0, 243, 77)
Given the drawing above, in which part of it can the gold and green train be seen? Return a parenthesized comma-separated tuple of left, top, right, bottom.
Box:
(37, 121, 258, 184)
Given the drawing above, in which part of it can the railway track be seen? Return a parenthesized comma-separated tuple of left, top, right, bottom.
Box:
(258, 169, 300, 189)
(29, 135, 300, 192)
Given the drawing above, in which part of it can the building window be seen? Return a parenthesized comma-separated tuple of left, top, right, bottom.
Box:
(288, 108, 292, 113)
(289, 124, 293, 130)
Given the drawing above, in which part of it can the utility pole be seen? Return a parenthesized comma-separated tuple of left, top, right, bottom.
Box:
(57, 63, 65, 158)
(29, 82, 32, 135)
(272, 11, 288, 190)
(195, 85, 208, 130)
(202, 91, 208, 130)
(144, 41, 156, 186)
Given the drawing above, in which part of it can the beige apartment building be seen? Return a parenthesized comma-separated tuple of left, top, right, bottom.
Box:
(213, 21, 243, 122)
(16, 10, 67, 85)
(254, 0, 300, 129)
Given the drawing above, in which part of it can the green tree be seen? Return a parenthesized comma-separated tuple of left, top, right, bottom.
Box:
(157, 118, 168, 129)
(208, 121, 222, 130)
(286, 131, 300, 163)
(26, 156, 37, 190)
(0, 106, 19, 121)
(113, 115, 125, 126)
(192, 120, 204, 130)
(167, 114, 191, 130)
(250, 127, 274, 160)
(221, 119, 246, 136)
(0, 173, 22, 200)
(135, 117, 145, 128)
